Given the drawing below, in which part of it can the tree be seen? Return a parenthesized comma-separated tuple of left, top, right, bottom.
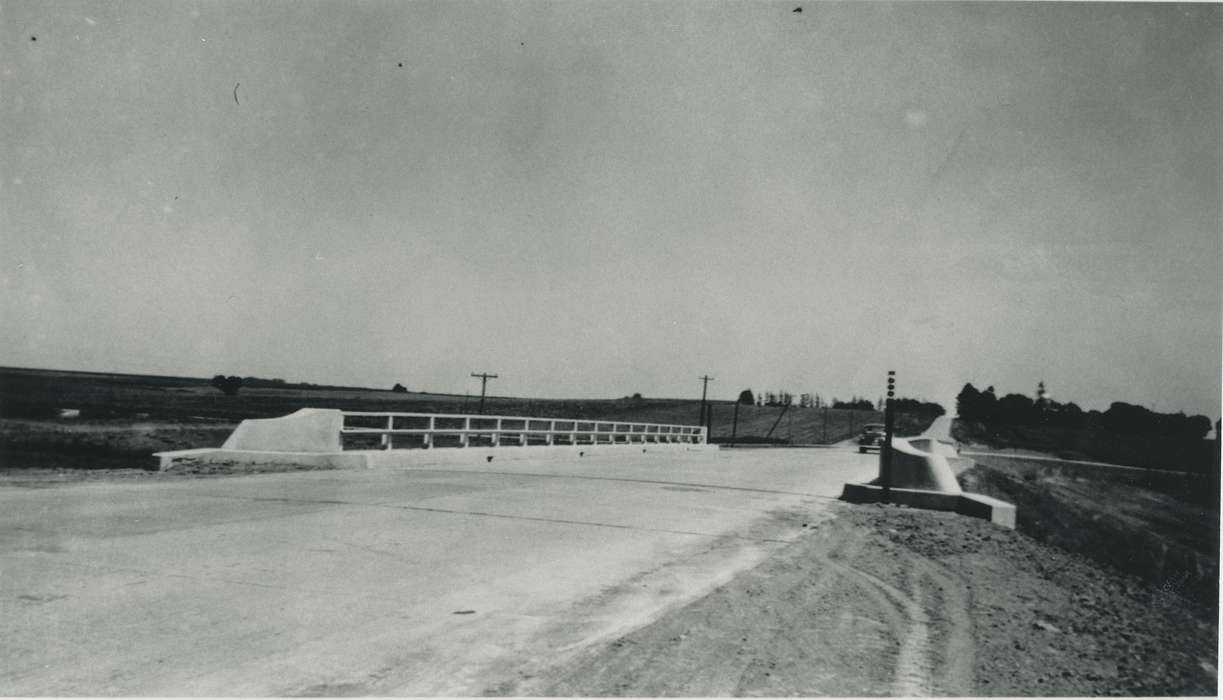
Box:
(1056, 401, 1085, 429)
(1103, 401, 1154, 434)
(738, 389, 755, 405)
(211, 375, 243, 396)
(892, 397, 946, 417)
(996, 393, 1036, 424)
(391, 383, 408, 393)
(956, 383, 980, 419)
(978, 386, 998, 422)
(833, 397, 873, 411)
(1184, 415, 1212, 440)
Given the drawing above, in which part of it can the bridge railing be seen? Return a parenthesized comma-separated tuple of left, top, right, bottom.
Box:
(339, 412, 706, 451)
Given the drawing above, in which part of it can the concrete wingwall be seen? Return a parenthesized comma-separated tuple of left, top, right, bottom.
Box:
(840, 418, 1016, 529)
(221, 408, 344, 452)
(881, 437, 963, 494)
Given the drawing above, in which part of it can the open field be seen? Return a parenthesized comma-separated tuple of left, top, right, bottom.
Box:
(0, 367, 936, 471)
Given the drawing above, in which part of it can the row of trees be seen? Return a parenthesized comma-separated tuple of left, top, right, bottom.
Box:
(737, 389, 850, 408)
(1099, 401, 1213, 439)
(889, 397, 947, 417)
(736, 389, 943, 415)
(956, 383, 1213, 439)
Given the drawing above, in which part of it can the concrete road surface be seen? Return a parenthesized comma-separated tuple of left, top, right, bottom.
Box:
(1, 448, 877, 695)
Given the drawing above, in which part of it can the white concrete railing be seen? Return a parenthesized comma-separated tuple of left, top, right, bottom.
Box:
(340, 412, 706, 451)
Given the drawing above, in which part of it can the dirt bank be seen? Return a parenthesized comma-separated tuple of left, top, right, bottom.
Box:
(960, 454, 1219, 610)
(507, 503, 1216, 696)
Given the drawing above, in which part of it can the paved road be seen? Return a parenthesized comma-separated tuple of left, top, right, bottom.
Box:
(1, 448, 876, 695)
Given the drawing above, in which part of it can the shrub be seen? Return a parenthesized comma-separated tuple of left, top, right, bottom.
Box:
(211, 375, 243, 396)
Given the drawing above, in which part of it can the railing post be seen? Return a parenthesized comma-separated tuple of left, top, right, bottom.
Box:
(494, 418, 501, 447)
(383, 415, 392, 450)
(462, 417, 469, 447)
(547, 421, 554, 446)
(425, 416, 434, 449)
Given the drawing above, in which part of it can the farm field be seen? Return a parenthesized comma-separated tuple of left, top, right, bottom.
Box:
(0, 366, 937, 472)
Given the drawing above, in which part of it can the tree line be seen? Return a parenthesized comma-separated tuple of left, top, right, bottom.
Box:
(736, 388, 944, 415)
(956, 383, 1213, 439)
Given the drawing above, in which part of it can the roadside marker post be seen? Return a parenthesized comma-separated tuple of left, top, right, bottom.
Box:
(881, 370, 896, 503)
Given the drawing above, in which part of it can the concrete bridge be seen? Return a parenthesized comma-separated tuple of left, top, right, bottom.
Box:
(156, 408, 715, 471)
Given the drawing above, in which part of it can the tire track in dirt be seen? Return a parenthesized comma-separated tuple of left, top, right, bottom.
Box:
(517, 510, 977, 696)
(819, 532, 934, 695)
(820, 526, 976, 696)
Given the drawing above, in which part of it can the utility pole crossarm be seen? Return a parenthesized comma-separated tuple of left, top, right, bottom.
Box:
(471, 372, 498, 415)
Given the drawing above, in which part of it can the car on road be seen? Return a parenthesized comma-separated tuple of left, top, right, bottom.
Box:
(857, 424, 886, 453)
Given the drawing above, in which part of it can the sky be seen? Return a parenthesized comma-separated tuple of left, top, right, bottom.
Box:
(2, 1, 1220, 418)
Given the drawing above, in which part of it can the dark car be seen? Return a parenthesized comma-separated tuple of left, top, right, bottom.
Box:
(857, 424, 886, 453)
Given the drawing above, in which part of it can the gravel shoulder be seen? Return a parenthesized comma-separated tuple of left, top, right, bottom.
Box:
(509, 502, 1217, 697)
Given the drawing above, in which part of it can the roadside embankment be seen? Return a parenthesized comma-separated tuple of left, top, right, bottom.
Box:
(959, 454, 1219, 610)
(513, 502, 1217, 697)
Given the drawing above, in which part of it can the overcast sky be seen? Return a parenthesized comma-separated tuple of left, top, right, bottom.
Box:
(2, 1, 1220, 417)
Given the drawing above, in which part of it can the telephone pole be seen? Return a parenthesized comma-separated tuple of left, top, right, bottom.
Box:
(698, 375, 714, 431)
(471, 372, 498, 415)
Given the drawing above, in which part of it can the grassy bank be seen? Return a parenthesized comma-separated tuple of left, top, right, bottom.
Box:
(959, 454, 1219, 612)
(952, 418, 1220, 474)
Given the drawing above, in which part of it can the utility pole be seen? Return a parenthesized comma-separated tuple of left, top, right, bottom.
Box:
(698, 375, 714, 429)
(471, 372, 498, 415)
(730, 399, 740, 447)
